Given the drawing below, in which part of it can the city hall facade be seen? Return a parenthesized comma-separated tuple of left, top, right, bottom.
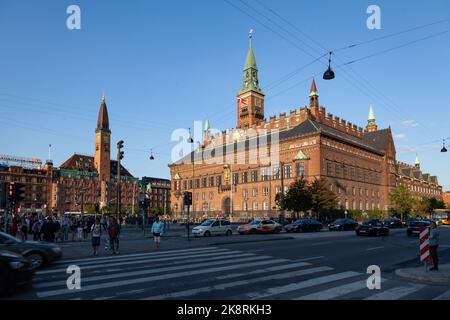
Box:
(169, 38, 442, 221)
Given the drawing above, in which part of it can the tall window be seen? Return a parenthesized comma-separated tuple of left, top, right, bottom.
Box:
(284, 165, 292, 179)
(261, 167, 270, 181)
(273, 165, 280, 180)
(202, 177, 207, 188)
(209, 192, 213, 200)
(263, 202, 269, 210)
(252, 188, 258, 197)
(233, 172, 239, 185)
(216, 175, 222, 187)
(183, 181, 187, 190)
(243, 189, 248, 198)
(189, 180, 193, 189)
(263, 187, 269, 196)
(202, 192, 206, 200)
(243, 202, 248, 211)
(295, 162, 305, 177)
(253, 201, 258, 211)
(242, 171, 248, 183)
(251, 170, 258, 182)
(209, 176, 214, 187)
(195, 179, 200, 189)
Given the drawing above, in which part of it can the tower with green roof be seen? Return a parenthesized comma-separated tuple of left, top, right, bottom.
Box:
(366, 104, 378, 132)
(237, 30, 265, 129)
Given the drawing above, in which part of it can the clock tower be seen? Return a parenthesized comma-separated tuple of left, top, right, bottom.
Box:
(94, 95, 111, 184)
(237, 31, 265, 129)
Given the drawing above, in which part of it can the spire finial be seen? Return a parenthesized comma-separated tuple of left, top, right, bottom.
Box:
(102, 92, 106, 102)
(249, 29, 253, 48)
(415, 153, 420, 165)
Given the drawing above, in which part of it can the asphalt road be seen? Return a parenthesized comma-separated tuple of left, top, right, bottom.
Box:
(4, 225, 450, 300)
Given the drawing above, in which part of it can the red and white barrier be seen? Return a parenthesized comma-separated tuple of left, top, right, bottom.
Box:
(419, 226, 430, 263)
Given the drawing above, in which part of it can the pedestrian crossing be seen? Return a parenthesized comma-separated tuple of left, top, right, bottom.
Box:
(29, 247, 450, 300)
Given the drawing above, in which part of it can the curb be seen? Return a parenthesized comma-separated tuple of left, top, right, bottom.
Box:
(394, 267, 450, 284)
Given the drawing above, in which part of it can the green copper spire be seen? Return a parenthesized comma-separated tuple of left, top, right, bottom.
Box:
(204, 117, 210, 132)
(368, 104, 375, 120)
(239, 30, 263, 95)
(415, 153, 420, 166)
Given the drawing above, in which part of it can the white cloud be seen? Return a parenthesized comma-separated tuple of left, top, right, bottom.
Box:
(394, 133, 406, 139)
(401, 120, 418, 127)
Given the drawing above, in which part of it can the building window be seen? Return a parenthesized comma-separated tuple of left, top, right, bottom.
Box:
(243, 189, 248, 198)
(195, 179, 200, 189)
(263, 202, 269, 210)
(251, 170, 258, 182)
(209, 176, 214, 187)
(295, 162, 305, 177)
(209, 192, 213, 200)
(195, 193, 199, 201)
(253, 201, 258, 211)
(261, 168, 270, 181)
(263, 187, 269, 196)
(284, 165, 292, 179)
(233, 172, 239, 185)
(216, 175, 222, 187)
(182, 181, 187, 190)
(202, 192, 206, 200)
(273, 166, 280, 180)
(242, 172, 248, 183)
(352, 187, 356, 196)
(243, 202, 248, 211)
(202, 178, 207, 188)
(252, 188, 258, 197)
(189, 180, 193, 189)
(275, 186, 281, 194)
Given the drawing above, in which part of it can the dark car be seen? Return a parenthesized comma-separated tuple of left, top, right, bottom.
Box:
(0, 231, 63, 269)
(328, 219, 358, 231)
(0, 249, 34, 296)
(383, 217, 403, 229)
(285, 219, 323, 233)
(356, 219, 390, 236)
(403, 217, 420, 227)
(407, 220, 430, 237)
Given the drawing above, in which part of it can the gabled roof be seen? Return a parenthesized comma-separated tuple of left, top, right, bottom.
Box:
(362, 129, 391, 152)
(59, 154, 133, 177)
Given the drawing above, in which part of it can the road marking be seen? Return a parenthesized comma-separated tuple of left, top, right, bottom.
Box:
(366, 246, 384, 251)
(142, 266, 333, 300)
(364, 284, 425, 300)
(433, 289, 450, 300)
(53, 246, 218, 265)
(295, 256, 324, 262)
(36, 258, 288, 298)
(212, 261, 311, 280)
(243, 271, 361, 300)
(36, 249, 241, 275)
(311, 241, 333, 246)
(34, 252, 257, 288)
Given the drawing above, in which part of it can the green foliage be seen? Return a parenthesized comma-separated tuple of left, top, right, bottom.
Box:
(84, 205, 96, 214)
(276, 178, 312, 214)
(366, 209, 385, 220)
(309, 178, 339, 215)
(389, 184, 416, 215)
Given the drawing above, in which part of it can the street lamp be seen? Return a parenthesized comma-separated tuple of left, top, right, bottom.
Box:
(323, 51, 335, 80)
(149, 149, 155, 160)
(441, 138, 448, 153)
(188, 128, 194, 144)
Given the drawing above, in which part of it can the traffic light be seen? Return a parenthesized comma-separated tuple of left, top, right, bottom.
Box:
(118, 151, 124, 160)
(0, 182, 7, 209)
(7, 183, 14, 202)
(183, 191, 192, 206)
(117, 140, 124, 160)
(14, 183, 26, 202)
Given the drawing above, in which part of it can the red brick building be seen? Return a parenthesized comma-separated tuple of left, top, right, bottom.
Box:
(169, 36, 442, 221)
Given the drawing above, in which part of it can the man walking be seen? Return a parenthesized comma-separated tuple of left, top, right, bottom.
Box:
(429, 221, 440, 271)
(91, 217, 102, 256)
(107, 217, 121, 254)
(151, 216, 164, 250)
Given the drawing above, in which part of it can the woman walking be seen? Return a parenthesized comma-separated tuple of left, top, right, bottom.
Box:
(90, 218, 102, 256)
(429, 221, 440, 271)
(151, 216, 164, 250)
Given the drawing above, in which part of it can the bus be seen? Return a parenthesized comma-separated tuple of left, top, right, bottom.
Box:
(433, 209, 450, 225)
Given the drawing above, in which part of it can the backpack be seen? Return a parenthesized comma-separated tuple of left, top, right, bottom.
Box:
(109, 224, 117, 238)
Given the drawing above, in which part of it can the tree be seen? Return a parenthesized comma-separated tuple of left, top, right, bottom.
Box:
(308, 178, 338, 220)
(389, 184, 416, 218)
(276, 178, 312, 216)
(84, 205, 96, 215)
(415, 197, 446, 216)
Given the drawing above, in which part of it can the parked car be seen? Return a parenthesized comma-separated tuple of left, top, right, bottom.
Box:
(407, 220, 430, 237)
(285, 219, 323, 233)
(356, 219, 390, 236)
(0, 249, 34, 296)
(0, 231, 63, 269)
(383, 217, 403, 229)
(328, 219, 358, 231)
(237, 220, 282, 234)
(192, 219, 233, 237)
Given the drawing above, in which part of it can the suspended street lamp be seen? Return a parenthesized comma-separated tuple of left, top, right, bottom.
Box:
(187, 128, 194, 144)
(323, 51, 335, 80)
(441, 138, 448, 153)
(149, 149, 155, 160)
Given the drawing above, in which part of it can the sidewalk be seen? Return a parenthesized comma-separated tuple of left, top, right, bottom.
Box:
(395, 263, 450, 284)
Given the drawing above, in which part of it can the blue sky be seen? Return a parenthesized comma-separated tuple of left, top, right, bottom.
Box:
(0, 0, 449, 190)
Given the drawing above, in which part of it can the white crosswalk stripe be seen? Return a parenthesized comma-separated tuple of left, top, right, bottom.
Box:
(30, 247, 447, 300)
(364, 284, 425, 300)
(433, 289, 450, 300)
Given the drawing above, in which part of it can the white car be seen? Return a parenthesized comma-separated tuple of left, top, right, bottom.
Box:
(192, 219, 233, 237)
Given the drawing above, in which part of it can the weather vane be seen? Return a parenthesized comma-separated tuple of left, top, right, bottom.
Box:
(249, 29, 253, 46)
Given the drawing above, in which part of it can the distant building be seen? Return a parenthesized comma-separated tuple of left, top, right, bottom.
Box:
(141, 177, 171, 211)
(443, 192, 450, 208)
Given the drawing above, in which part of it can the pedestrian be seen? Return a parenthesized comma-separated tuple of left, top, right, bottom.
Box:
(77, 221, 83, 242)
(151, 216, 164, 250)
(91, 217, 102, 256)
(83, 219, 90, 240)
(429, 221, 440, 271)
(41, 217, 56, 242)
(61, 215, 69, 242)
(20, 219, 28, 241)
(32, 219, 41, 241)
(107, 217, 121, 254)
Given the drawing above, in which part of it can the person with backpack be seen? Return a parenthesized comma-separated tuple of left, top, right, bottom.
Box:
(107, 217, 121, 254)
(151, 216, 165, 250)
(91, 217, 102, 256)
(41, 217, 56, 242)
(32, 219, 41, 241)
(20, 219, 28, 241)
